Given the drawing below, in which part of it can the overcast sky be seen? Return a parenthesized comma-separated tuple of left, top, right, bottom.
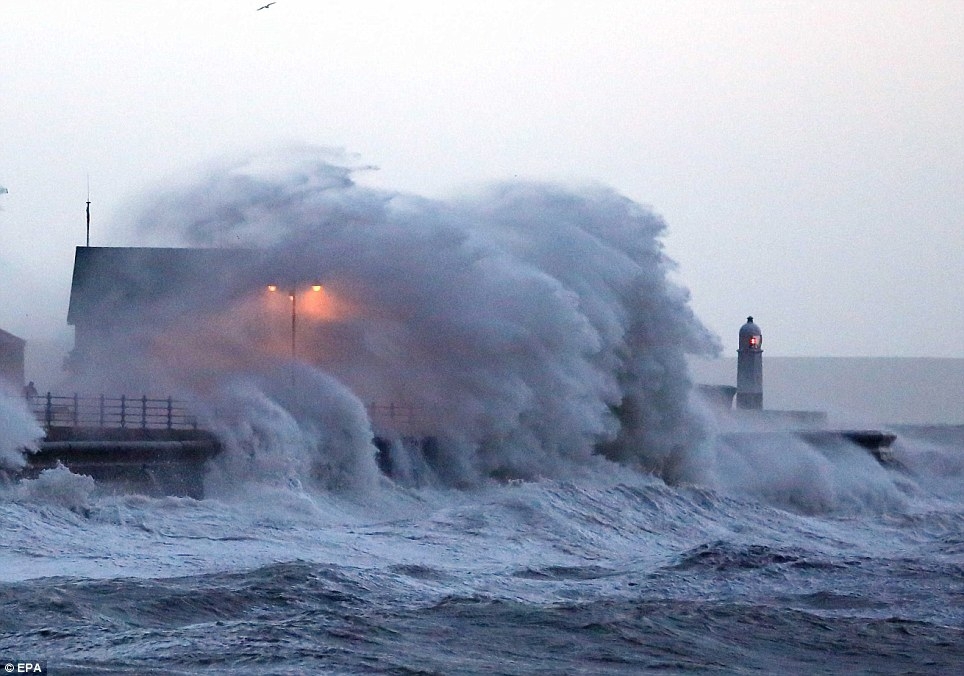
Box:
(1, 0, 962, 360)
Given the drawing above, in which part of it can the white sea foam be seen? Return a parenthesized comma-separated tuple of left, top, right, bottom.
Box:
(1, 429, 960, 589)
(10, 463, 97, 513)
(0, 390, 42, 472)
(65, 147, 720, 491)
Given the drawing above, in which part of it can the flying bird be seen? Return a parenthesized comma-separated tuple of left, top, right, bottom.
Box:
(257, 2, 276, 9)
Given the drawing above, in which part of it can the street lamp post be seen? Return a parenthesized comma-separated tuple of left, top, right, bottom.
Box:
(268, 283, 322, 389)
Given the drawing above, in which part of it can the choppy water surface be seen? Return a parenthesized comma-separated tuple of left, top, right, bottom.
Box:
(1, 429, 962, 675)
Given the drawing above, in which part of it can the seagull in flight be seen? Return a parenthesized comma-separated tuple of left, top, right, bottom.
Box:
(257, 2, 276, 10)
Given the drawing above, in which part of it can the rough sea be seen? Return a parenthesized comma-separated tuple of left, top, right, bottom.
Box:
(3, 150, 962, 673)
(2, 425, 962, 675)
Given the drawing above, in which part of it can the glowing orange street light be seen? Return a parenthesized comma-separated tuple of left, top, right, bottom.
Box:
(268, 283, 322, 388)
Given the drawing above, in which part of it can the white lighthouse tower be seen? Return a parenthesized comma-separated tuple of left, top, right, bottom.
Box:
(737, 316, 763, 409)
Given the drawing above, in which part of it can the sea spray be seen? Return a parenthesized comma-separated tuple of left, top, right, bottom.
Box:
(10, 464, 97, 514)
(69, 146, 722, 489)
(200, 369, 382, 497)
(0, 390, 42, 472)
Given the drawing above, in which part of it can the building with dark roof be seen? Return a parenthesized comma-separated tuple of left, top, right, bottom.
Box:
(66, 246, 261, 376)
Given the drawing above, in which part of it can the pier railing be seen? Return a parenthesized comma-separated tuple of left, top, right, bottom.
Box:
(28, 393, 421, 435)
(367, 402, 424, 432)
(29, 393, 199, 431)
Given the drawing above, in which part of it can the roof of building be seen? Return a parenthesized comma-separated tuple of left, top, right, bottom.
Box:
(739, 318, 762, 337)
(67, 246, 262, 326)
(0, 327, 25, 347)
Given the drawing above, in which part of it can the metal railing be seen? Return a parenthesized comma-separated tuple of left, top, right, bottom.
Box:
(29, 393, 199, 431)
(27, 393, 418, 434)
(368, 402, 422, 433)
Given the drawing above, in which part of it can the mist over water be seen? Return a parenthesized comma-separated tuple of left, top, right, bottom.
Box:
(67, 147, 721, 490)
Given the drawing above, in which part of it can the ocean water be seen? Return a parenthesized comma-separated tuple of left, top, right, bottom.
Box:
(1, 427, 962, 675)
(2, 153, 962, 673)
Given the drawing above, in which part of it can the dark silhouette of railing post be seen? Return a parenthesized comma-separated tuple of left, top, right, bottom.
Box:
(99, 394, 105, 428)
(120, 394, 127, 428)
(141, 395, 148, 429)
(44, 392, 53, 429)
(72, 393, 79, 427)
(166, 397, 174, 429)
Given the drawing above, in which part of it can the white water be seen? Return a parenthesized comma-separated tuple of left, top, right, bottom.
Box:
(2, 427, 959, 590)
(3, 396, 962, 672)
(2, 149, 961, 671)
(0, 389, 41, 472)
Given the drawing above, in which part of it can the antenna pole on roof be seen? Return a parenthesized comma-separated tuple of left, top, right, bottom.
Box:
(85, 175, 91, 247)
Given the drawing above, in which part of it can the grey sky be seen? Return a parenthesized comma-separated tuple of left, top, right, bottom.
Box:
(1, 0, 962, 358)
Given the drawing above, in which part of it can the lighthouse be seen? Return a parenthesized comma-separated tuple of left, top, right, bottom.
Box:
(737, 316, 763, 409)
